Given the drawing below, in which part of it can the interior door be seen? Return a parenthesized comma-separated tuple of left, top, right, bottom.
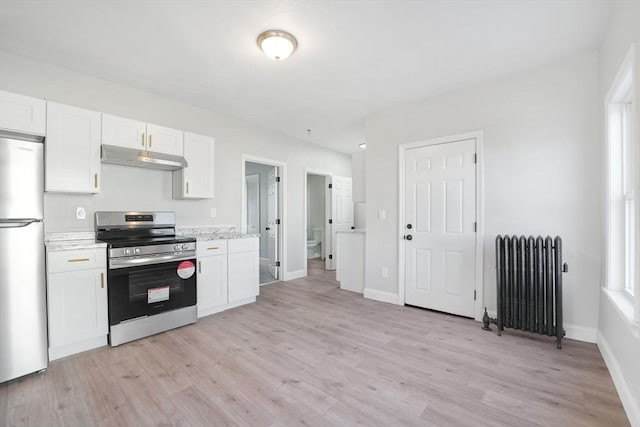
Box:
(267, 167, 279, 279)
(245, 175, 260, 235)
(325, 176, 332, 270)
(329, 176, 353, 270)
(404, 139, 476, 317)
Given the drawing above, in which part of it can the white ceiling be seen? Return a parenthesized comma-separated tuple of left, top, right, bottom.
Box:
(0, 1, 610, 153)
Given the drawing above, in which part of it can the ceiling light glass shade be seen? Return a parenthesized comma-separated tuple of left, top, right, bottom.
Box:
(359, 143, 367, 149)
(257, 30, 297, 61)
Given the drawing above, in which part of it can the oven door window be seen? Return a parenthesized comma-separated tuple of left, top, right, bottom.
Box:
(108, 259, 197, 325)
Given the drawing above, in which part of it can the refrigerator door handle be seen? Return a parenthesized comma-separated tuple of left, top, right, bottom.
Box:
(0, 219, 42, 228)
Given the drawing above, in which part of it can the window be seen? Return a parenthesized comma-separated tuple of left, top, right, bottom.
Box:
(606, 44, 637, 300)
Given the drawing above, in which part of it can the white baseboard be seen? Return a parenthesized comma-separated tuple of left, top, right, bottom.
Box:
(284, 269, 305, 281)
(363, 288, 401, 305)
(564, 323, 597, 343)
(597, 332, 640, 427)
(49, 335, 107, 361)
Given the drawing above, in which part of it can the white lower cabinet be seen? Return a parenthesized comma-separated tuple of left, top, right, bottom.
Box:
(228, 238, 259, 303)
(196, 237, 259, 318)
(46, 247, 108, 360)
(196, 240, 228, 317)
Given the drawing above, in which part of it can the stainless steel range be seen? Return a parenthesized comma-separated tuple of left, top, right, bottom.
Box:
(95, 211, 197, 346)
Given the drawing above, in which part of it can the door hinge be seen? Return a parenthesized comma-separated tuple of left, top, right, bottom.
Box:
(276, 176, 281, 182)
(329, 254, 333, 259)
(275, 219, 281, 225)
(328, 183, 333, 189)
(473, 222, 477, 232)
(474, 290, 477, 301)
(275, 261, 281, 267)
(473, 153, 477, 164)
(328, 219, 333, 224)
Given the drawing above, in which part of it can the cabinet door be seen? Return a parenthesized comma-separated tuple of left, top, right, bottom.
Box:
(197, 254, 228, 317)
(102, 113, 146, 150)
(47, 268, 108, 349)
(46, 102, 101, 193)
(177, 132, 214, 199)
(146, 123, 183, 156)
(0, 89, 46, 135)
(228, 250, 259, 303)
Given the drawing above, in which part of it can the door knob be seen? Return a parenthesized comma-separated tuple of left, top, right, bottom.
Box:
(406, 235, 413, 241)
(406, 224, 412, 229)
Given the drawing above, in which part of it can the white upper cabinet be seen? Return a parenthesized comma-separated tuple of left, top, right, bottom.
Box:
(0, 89, 46, 135)
(46, 102, 101, 193)
(102, 114, 183, 156)
(146, 123, 184, 156)
(173, 132, 215, 199)
(102, 113, 146, 151)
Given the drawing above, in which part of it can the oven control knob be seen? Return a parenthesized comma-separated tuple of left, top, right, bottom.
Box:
(174, 244, 180, 251)
(182, 243, 189, 250)
(124, 248, 132, 256)
(134, 248, 141, 254)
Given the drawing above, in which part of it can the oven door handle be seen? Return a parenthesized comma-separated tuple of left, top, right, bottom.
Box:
(109, 253, 196, 269)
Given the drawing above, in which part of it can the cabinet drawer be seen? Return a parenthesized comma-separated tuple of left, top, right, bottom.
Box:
(47, 248, 106, 273)
(196, 240, 227, 257)
(228, 237, 259, 254)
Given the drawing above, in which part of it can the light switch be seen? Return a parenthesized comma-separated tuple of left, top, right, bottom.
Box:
(210, 208, 217, 218)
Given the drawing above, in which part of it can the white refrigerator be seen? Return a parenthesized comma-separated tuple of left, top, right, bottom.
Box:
(0, 133, 48, 383)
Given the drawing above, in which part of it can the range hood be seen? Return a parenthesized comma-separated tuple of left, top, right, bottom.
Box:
(101, 144, 187, 171)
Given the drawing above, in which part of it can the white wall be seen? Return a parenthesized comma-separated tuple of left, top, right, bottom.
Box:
(364, 51, 601, 339)
(0, 50, 351, 277)
(245, 162, 274, 258)
(597, 1, 640, 425)
(307, 174, 325, 255)
(351, 150, 366, 203)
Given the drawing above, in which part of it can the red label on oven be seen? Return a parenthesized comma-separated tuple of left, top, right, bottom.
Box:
(177, 261, 195, 279)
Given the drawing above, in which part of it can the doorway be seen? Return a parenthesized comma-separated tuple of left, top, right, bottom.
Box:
(244, 160, 282, 285)
(304, 171, 354, 276)
(399, 132, 484, 320)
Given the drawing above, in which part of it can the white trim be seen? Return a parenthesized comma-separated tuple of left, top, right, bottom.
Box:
(284, 269, 305, 281)
(242, 155, 286, 282)
(363, 288, 401, 305)
(303, 168, 334, 277)
(49, 336, 107, 361)
(198, 297, 257, 318)
(397, 130, 485, 320)
(563, 323, 597, 343)
(597, 332, 640, 427)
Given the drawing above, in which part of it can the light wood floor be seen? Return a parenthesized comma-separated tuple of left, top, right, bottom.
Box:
(0, 259, 629, 426)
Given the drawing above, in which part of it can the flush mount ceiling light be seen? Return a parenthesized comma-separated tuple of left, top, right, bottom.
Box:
(359, 143, 367, 149)
(257, 30, 298, 61)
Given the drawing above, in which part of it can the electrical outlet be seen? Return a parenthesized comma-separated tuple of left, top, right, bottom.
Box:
(380, 267, 388, 278)
(76, 207, 86, 220)
(378, 209, 386, 220)
(210, 208, 217, 218)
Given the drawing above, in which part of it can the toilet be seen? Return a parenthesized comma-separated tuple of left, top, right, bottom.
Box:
(306, 228, 322, 259)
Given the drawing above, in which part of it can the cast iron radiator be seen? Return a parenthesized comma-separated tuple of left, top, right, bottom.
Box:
(482, 235, 567, 349)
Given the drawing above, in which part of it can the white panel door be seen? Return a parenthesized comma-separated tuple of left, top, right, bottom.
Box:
(181, 132, 214, 199)
(329, 176, 353, 270)
(102, 113, 147, 150)
(246, 175, 260, 234)
(0, 89, 46, 135)
(46, 102, 101, 193)
(47, 268, 108, 349)
(197, 254, 228, 317)
(267, 167, 279, 279)
(404, 139, 476, 317)
(146, 123, 184, 156)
